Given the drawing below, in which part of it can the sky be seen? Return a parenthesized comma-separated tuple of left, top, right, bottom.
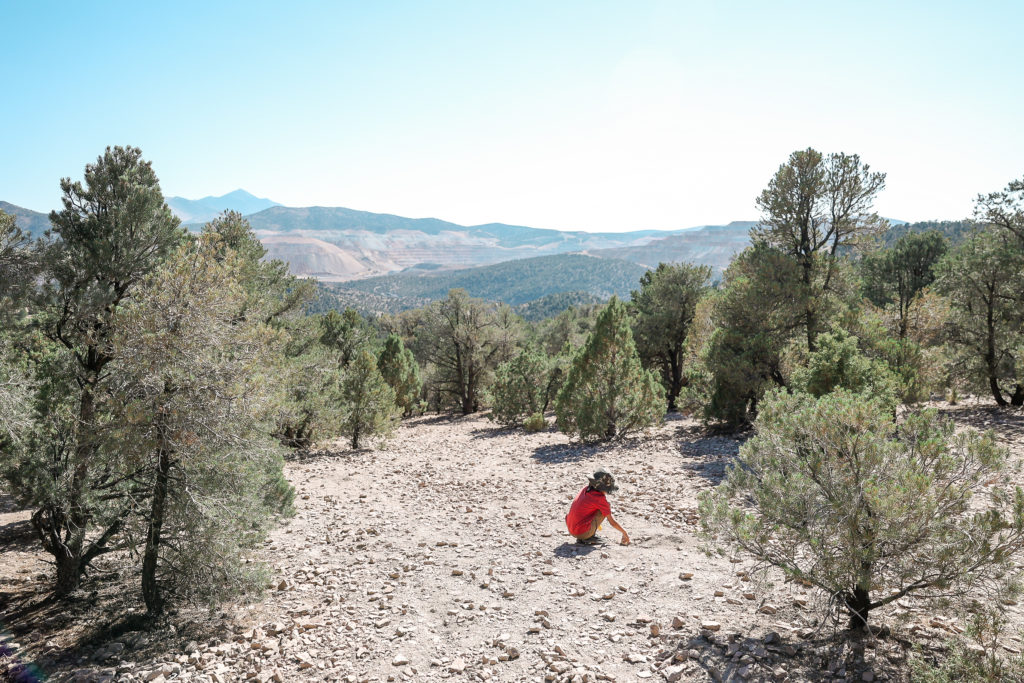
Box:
(2, 1, 1023, 232)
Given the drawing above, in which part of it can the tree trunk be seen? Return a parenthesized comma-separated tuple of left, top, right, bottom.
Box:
(142, 432, 171, 615)
(985, 292, 1007, 406)
(846, 586, 871, 630)
(667, 350, 682, 413)
(1011, 384, 1024, 407)
(55, 384, 99, 595)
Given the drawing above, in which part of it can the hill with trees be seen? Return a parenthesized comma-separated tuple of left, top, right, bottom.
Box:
(324, 253, 648, 312)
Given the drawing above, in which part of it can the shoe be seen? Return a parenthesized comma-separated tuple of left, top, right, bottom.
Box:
(576, 535, 603, 546)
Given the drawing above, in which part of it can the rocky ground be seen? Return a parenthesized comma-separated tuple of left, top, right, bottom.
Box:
(2, 400, 1023, 683)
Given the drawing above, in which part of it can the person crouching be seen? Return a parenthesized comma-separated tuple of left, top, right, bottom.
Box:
(565, 468, 630, 546)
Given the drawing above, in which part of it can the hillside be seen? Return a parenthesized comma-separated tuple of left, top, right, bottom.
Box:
(0, 201, 51, 237)
(328, 253, 648, 311)
(589, 221, 757, 274)
(246, 206, 688, 275)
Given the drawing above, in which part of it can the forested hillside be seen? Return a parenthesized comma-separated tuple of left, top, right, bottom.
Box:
(330, 253, 648, 309)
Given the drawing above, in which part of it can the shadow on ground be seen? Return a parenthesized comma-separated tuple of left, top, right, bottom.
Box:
(658, 628, 912, 682)
(552, 541, 601, 558)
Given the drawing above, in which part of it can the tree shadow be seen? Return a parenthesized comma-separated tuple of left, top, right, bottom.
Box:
(470, 423, 520, 440)
(531, 442, 608, 464)
(658, 628, 910, 682)
(934, 401, 1024, 444)
(675, 431, 746, 487)
(0, 518, 37, 554)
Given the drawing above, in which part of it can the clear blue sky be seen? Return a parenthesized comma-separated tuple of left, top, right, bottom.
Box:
(3, 1, 1022, 231)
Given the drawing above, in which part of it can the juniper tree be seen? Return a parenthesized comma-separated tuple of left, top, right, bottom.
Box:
(341, 348, 399, 449)
(489, 345, 552, 427)
(701, 389, 1024, 631)
(630, 262, 711, 411)
(701, 244, 805, 426)
(976, 176, 1024, 244)
(555, 297, 665, 441)
(377, 334, 422, 417)
(31, 146, 184, 594)
(110, 237, 291, 613)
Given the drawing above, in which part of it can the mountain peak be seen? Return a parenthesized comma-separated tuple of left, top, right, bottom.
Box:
(166, 189, 280, 224)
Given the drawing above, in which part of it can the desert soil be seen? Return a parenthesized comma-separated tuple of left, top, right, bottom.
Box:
(2, 400, 1023, 683)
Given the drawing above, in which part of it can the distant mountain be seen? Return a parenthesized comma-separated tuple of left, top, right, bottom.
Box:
(167, 189, 279, 224)
(0, 201, 51, 237)
(588, 221, 757, 274)
(324, 253, 649, 314)
(245, 205, 715, 278)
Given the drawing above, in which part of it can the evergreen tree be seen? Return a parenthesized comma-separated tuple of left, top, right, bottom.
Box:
(321, 308, 376, 367)
(555, 297, 666, 441)
(110, 237, 291, 613)
(754, 148, 886, 350)
(860, 230, 948, 339)
(701, 244, 805, 426)
(341, 349, 399, 448)
(31, 146, 184, 594)
(630, 262, 711, 411)
(377, 334, 422, 417)
(936, 228, 1024, 406)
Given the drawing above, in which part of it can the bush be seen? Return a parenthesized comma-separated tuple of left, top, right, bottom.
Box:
(489, 346, 551, 426)
(523, 412, 547, 433)
(789, 328, 900, 412)
(700, 388, 1024, 630)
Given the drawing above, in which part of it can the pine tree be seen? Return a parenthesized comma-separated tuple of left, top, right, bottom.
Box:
(342, 349, 399, 448)
(378, 334, 422, 417)
(31, 146, 184, 594)
(555, 297, 666, 441)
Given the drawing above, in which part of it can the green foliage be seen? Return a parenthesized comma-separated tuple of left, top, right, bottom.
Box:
(555, 297, 666, 441)
(975, 176, 1024, 244)
(880, 220, 976, 247)
(860, 230, 948, 339)
(700, 244, 804, 426)
(378, 334, 422, 417)
(110, 237, 291, 612)
(789, 328, 900, 412)
(320, 308, 377, 366)
(523, 412, 547, 433)
(630, 262, 711, 411)
(909, 609, 1024, 682)
(333, 253, 648, 312)
(406, 289, 521, 414)
(700, 389, 1024, 630)
(27, 145, 185, 594)
(514, 291, 604, 322)
(341, 348, 399, 449)
(754, 147, 886, 349)
(489, 345, 553, 427)
(936, 227, 1024, 406)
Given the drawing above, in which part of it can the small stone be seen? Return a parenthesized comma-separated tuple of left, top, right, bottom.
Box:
(672, 616, 686, 629)
(392, 654, 410, 666)
(758, 604, 779, 615)
(679, 572, 694, 580)
(701, 621, 721, 632)
(649, 623, 660, 637)
(449, 657, 466, 673)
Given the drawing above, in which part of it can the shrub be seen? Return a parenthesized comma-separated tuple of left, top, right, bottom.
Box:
(523, 412, 546, 433)
(700, 388, 1024, 630)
